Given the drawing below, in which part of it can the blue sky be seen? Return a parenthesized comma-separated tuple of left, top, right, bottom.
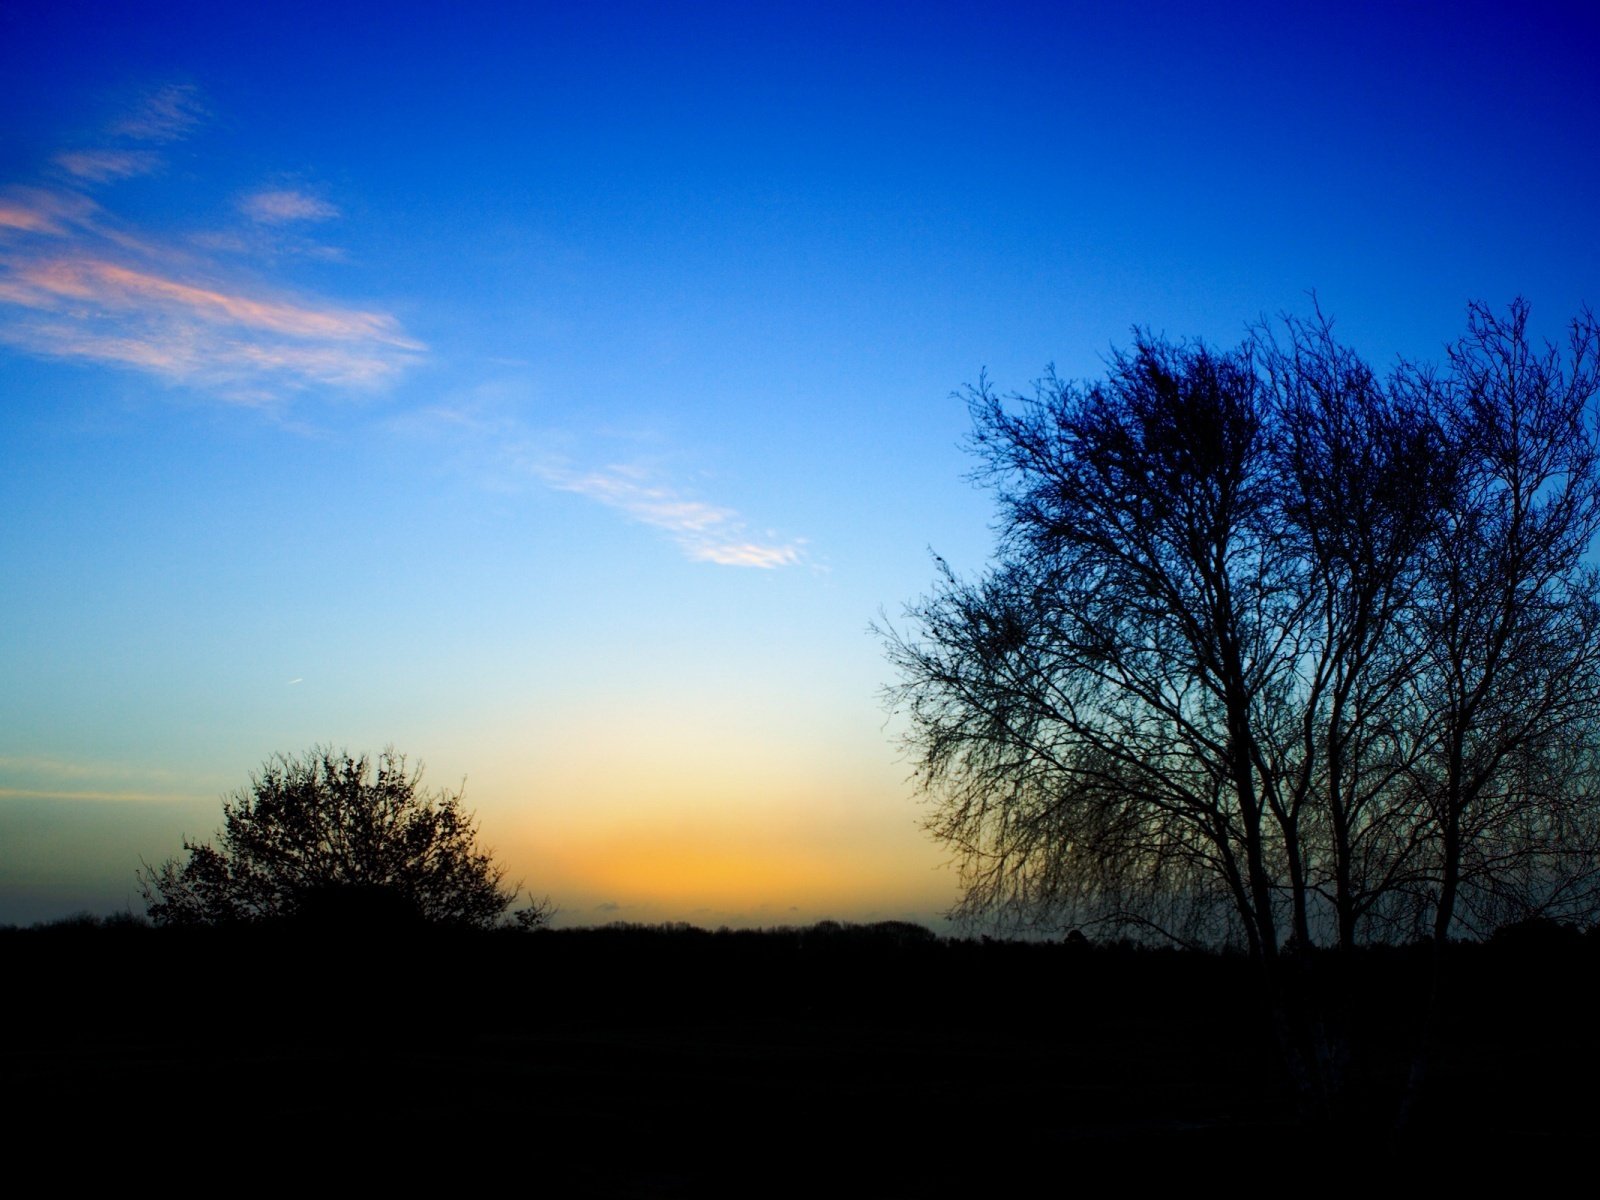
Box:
(3, 0, 1597, 925)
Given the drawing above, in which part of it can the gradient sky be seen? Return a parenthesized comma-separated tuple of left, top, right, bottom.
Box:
(3, 0, 1597, 927)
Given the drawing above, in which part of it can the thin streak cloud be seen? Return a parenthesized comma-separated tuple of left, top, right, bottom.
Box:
(52, 150, 162, 183)
(240, 189, 340, 225)
(13, 258, 418, 346)
(0, 756, 207, 803)
(691, 541, 803, 569)
(110, 83, 206, 143)
(0, 252, 422, 392)
(402, 401, 807, 569)
(0, 187, 99, 236)
(0, 787, 198, 803)
(542, 462, 804, 569)
(0, 317, 413, 390)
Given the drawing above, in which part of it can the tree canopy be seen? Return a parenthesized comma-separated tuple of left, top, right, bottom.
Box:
(138, 746, 538, 930)
(882, 299, 1600, 956)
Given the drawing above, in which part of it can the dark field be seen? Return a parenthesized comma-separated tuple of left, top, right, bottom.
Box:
(5, 920, 1596, 1191)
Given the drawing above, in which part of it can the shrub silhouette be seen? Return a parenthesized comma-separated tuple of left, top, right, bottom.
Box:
(137, 745, 538, 929)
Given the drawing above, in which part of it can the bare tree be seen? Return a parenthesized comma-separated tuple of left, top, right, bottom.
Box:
(1255, 310, 1448, 951)
(883, 335, 1304, 956)
(1402, 301, 1600, 943)
(882, 301, 1600, 957)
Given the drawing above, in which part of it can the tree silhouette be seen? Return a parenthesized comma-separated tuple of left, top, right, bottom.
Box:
(881, 300, 1600, 955)
(1402, 301, 1600, 944)
(881, 300, 1600, 1120)
(137, 746, 538, 929)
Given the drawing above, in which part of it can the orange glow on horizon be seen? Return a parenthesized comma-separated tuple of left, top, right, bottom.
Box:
(504, 817, 956, 922)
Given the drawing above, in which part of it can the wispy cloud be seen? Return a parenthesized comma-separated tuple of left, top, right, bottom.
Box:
(550, 464, 735, 532)
(0, 755, 209, 804)
(0, 236, 422, 393)
(110, 83, 206, 143)
(404, 399, 807, 569)
(18, 254, 416, 345)
(1, 314, 415, 393)
(0, 787, 198, 803)
(13, 257, 417, 346)
(692, 541, 805, 569)
(240, 189, 340, 225)
(44, 85, 193, 193)
(0, 90, 422, 401)
(0, 186, 99, 236)
(52, 150, 161, 183)
(539, 460, 804, 569)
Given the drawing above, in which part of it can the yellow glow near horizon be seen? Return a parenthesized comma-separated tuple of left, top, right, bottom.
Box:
(494, 782, 957, 924)
(430, 689, 958, 924)
(538, 824, 946, 909)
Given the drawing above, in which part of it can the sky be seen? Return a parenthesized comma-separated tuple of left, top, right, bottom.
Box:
(3, 0, 1598, 928)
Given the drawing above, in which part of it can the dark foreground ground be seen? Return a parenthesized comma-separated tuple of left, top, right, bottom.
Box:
(4, 919, 1597, 1191)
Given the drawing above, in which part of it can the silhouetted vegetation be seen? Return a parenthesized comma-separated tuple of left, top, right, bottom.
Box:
(4, 919, 1596, 1184)
(881, 298, 1600, 1124)
(135, 745, 545, 929)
